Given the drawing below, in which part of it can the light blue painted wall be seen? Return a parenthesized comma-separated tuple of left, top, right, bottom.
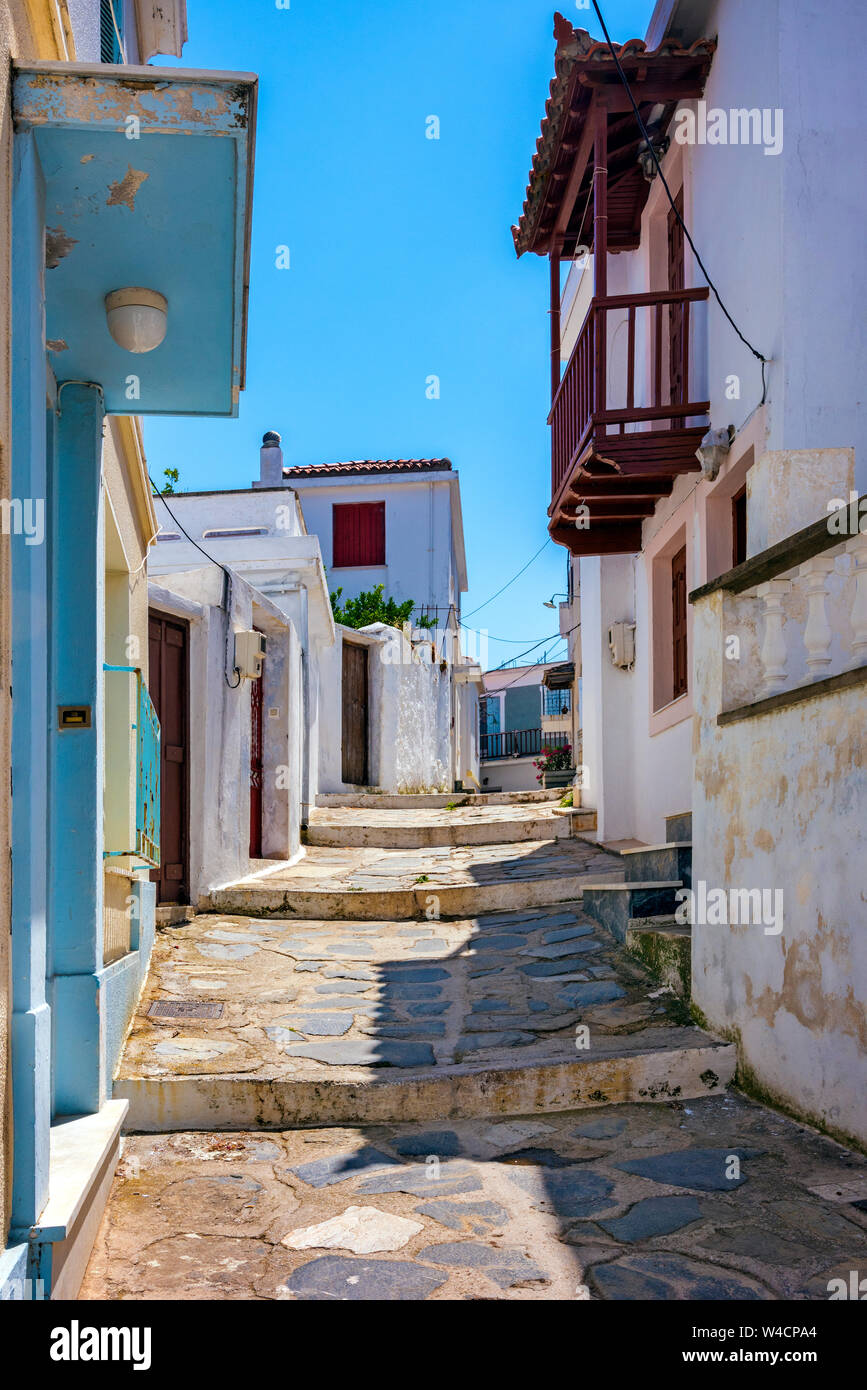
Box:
(9, 130, 51, 1234)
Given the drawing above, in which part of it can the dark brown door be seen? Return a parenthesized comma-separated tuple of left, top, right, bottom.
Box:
(671, 545, 688, 701)
(732, 485, 748, 567)
(668, 187, 685, 427)
(249, 653, 264, 858)
(342, 641, 369, 785)
(148, 611, 189, 904)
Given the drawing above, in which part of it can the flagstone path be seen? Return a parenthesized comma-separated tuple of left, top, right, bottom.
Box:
(81, 1093, 867, 1300)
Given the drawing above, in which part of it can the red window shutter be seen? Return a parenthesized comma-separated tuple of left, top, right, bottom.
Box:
(333, 502, 385, 567)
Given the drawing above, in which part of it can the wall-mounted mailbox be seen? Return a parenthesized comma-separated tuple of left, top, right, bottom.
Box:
(58, 705, 92, 729)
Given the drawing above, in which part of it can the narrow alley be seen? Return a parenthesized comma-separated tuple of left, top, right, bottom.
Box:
(81, 794, 867, 1301)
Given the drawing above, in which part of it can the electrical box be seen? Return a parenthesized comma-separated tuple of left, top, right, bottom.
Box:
(234, 629, 266, 679)
(608, 621, 635, 670)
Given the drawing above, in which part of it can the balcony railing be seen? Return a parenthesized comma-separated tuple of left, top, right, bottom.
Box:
(103, 664, 161, 868)
(480, 727, 570, 761)
(549, 287, 711, 503)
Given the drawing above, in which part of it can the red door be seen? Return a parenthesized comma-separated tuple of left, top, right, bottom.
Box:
(249, 652, 264, 858)
(148, 611, 189, 904)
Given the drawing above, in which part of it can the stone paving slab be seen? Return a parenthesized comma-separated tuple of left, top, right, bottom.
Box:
(80, 1094, 867, 1301)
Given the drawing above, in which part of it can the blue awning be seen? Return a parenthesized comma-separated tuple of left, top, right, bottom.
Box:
(13, 62, 256, 417)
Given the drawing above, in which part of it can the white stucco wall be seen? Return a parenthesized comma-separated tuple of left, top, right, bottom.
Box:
(149, 569, 303, 902)
(692, 586, 867, 1148)
(318, 624, 454, 794)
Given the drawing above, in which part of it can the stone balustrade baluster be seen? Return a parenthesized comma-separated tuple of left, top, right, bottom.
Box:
(756, 579, 792, 696)
(846, 531, 867, 666)
(799, 556, 836, 676)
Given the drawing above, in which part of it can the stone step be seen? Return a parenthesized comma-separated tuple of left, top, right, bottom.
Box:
(315, 789, 562, 810)
(580, 882, 683, 945)
(116, 1031, 735, 1131)
(304, 814, 570, 851)
(665, 810, 692, 843)
(205, 865, 621, 922)
(115, 902, 734, 1131)
(619, 842, 692, 888)
(626, 917, 692, 998)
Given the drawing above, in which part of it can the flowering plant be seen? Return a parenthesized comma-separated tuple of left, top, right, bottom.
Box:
(532, 742, 572, 782)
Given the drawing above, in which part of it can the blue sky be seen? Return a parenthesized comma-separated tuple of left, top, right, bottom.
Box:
(145, 0, 655, 670)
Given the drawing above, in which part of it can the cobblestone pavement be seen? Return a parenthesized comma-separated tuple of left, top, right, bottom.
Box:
(118, 903, 700, 1083)
(81, 1093, 867, 1300)
(239, 836, 618, 892)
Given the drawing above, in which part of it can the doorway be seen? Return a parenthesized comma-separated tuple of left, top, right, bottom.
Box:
(249, 641, 264, 858)
(341, 639, 369, 785)
(148, 611, 189, 904)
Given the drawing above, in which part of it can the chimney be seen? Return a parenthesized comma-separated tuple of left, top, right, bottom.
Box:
(254, 430, 284, 488)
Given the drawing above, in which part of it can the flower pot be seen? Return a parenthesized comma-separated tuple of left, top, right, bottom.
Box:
(541, 768, 574, 790)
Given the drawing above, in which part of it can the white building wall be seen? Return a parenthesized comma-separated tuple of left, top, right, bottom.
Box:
(291, 473, 458, 617)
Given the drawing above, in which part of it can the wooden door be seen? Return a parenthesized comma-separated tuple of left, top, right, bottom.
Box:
(249, 652, 264, 858)
(671, 545, 688, 700)
(668, 188, 685, 427)
(148, 611, 189, 904)
(341, 641, 369, 785)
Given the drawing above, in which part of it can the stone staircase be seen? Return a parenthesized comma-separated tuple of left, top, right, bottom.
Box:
(581, 812, 693, 997)
(118, 799, 732, 1131)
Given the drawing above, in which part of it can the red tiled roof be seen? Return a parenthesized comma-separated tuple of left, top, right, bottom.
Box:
(512, 14, 716, 258)
(282, 459, 452, 479)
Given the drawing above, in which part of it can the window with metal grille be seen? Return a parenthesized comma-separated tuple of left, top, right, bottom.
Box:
(542, 687, 571, 717)
(100, 0, 124, 64)
(332, 501, 385, 568)
(672, 544, 688, 700)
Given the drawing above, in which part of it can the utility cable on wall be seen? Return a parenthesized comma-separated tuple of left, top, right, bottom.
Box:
(589, 0, 771, 403)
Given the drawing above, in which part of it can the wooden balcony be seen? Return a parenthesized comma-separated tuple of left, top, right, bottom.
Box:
(548, 287, 710, 555)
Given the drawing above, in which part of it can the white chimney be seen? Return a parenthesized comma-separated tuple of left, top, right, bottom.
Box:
(254, 430, 284, 488)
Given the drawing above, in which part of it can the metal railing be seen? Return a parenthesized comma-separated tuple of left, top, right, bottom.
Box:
(103, 664, 161, 867)
(480, 727, 571, 761)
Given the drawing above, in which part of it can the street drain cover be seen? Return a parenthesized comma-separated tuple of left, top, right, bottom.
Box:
(147, 1000, 224, 1020)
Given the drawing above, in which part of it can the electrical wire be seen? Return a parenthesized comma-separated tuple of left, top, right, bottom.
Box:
(149, 477, 241, 687)
(589, 0, 770, 402)
(461, 538, 552, 619)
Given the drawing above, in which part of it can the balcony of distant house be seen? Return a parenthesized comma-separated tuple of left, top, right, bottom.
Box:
(512, 16, 716, 557)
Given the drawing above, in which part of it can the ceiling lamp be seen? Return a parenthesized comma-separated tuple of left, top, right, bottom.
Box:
(104, 287, 168, 353)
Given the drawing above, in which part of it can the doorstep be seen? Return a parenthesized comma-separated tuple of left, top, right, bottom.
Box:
(25, 1100, 127, 1299)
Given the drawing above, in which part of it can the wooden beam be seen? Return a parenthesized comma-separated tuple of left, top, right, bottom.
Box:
(549, 240, 562, 404)
(552, 102, 598, 239)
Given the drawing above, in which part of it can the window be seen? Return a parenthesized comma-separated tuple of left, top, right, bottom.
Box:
(100, 0, 124, 63)
(479, 695, 501, 736)
(332, 502, 385, 568)
(671, 545, 688, 700)
(542, 687, 571, 717)
(202, 527, 268, 540)
(732, 486, 748, 567)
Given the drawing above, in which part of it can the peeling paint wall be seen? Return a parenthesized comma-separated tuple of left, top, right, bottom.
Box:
(692, 581, 867, 1149)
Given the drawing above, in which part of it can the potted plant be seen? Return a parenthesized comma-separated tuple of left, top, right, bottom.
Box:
(533, 743, 573, 790)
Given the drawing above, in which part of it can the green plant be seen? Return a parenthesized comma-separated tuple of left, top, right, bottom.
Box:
(330, 583, 417, 630)
(533, 742, 572, 783)
(415, 874, 430, 884)
(559, 790, 574, 808)
(159, 466, 180, 495)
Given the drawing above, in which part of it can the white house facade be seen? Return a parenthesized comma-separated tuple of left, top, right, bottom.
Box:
(515, 0, 867, 1145)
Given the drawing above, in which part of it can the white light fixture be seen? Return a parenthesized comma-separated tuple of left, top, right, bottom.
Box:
(104, 287, 168, 353)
